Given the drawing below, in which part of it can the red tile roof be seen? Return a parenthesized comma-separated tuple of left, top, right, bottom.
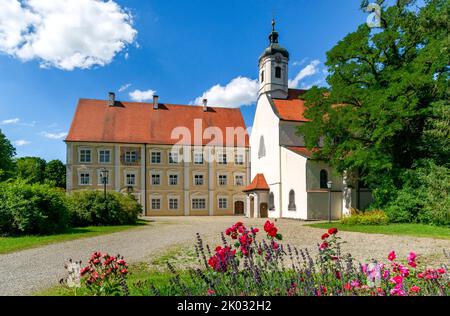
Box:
(285, 146, 317, 158)
(243, 173, 270, 192)
(65, 99, 249, 147)
(272, 89, 310, 122)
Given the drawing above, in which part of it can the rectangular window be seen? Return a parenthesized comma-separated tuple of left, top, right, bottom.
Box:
(194, 152, 203, 164)
(218, 198, 228, 209)
(125, 151, 138, 163)
(79, 173, 90, 185)
(97, 170, 110, 185)
(218, 175, 227, 186)
(168, 152, 179, 164)
(126, 173, 136, 186)
(151, 174, 161, 185)
(194, 174, 204, 186)
(169, 174, 178, 186)
(235, 175, 244, 186)
(218, 153, 227, 165)
(99, 150, 111, 164)
(151, 198, 161, 210)
(192, 198, 206, 210)
(169, 198, 179, 210)
(234, 154, 244, 165)
(79, 149, 91, 163)
(151, 152, 161, 164)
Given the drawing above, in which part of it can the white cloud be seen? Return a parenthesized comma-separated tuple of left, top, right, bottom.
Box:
(289, 60, 321, 89)
(40, 131, 68, 140)
(129, 89, 156, 102)
(14, 139, 31, 147)
(119, 83, 132, 92)
(0, 0, 137, 70)
(193, 77, 258, 108)
(0, 118, 20, 125)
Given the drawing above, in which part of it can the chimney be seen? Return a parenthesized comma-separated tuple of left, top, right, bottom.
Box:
(108, 92, 115, 106)
(153, 95, 159, 109)
(202, 98, 208, 112)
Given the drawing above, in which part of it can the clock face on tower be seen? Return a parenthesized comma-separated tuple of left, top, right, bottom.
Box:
(275, 56, 282, 63)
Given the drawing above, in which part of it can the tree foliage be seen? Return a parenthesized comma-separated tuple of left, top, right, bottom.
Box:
(45, 159, 66, 188)
(298, 0, 449, 224)
(0, 129, 16, 181)
(15, 157, 47, 184)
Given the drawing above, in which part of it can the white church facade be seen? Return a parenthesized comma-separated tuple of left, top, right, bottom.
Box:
(244, 21, 372, 220)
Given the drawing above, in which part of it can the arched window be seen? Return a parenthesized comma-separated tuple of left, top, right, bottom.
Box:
(275, 66, 281, 79)
(258, 136, 266, 158)
(261, 70, 265, 82)
(320, 169, 328, 189)
(269, 192, 275, 210)
(288, 190, 296, 211)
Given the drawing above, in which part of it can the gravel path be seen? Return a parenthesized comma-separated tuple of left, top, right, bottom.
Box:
(0, 216, 448, 296)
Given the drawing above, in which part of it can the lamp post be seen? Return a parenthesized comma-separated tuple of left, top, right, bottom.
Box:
(100, 168, 108, 199)
(327, 180, 333, 223)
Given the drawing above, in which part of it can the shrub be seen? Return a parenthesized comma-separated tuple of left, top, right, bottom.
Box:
(383, 160, 450, 226)
(341, 210, 389, 225)
(0, 180, 69, 236)
(67, 191, 141, 227)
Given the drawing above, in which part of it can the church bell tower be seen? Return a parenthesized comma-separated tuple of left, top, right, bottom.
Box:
(258, 20, 290, 99)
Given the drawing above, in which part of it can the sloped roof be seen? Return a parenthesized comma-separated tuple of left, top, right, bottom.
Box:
(271, 89, 310, 122)
(284, 146, 317, 158)
(243, 173, 270, 192)
(65, 99, 249, 147)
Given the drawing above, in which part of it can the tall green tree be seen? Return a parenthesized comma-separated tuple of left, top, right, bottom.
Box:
(15, 157, 47, 184)
(298, 0, 449, 218)
(44, 159, 66, 189)
(0, 129, 16, 181)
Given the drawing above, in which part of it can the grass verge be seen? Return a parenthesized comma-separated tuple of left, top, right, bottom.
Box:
(0, 219, 150, 254)
(306, 222, 450, 240)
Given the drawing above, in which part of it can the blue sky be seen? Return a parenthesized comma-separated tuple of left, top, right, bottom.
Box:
(0, 0, 368, 162)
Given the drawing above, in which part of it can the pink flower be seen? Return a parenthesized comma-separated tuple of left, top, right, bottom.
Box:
(407, 251, 417, 262)
(398, 265, 410, 277)
(207, 289, 215, 296)
(390, 284, 406, 296)
(388, 251, 396, 261)
(389, 275, 403, 285)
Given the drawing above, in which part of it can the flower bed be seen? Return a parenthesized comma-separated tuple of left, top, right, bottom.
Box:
(71, 221, 449, 296)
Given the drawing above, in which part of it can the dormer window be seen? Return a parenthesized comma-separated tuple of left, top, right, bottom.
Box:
(275, 66, 281, 79)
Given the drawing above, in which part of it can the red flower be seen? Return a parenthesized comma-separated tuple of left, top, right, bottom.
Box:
(388, 251, 396, 261)
(319, 242, 329, 250)
(335, 271, 341, 280)
(264, 221, 278, 237)
(410, 285, 420, 293)
(328, 228, 338, 235)
(80, 266, 90, 276)
(121, 268, 128, 275)
(343, 283, 352, 291)
(437, 268, 445, 274)
(207, 289, 215, 296)
(321, 233, 329, 240)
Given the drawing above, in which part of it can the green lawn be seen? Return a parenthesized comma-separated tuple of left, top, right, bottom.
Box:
(0, 220, 149, 254)
(306, 222, 450, 240)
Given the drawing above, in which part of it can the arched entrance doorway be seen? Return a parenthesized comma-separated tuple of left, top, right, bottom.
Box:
(260, 203, 268, 218)
(234, 201, 244, 215)
(249, 196, 255, 218)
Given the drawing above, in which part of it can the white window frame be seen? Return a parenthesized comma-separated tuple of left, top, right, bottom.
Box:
(168, 196, 180, 210)
(151, 196, 162, 210)
(151, 151, 162, 164)
(218, 196, 228, 209)
(168, 151, 179, 164)
(193, 151, 204, 165)
(191, 197, 207, 210)
(124, 150, 138, 163)
(78, 171, 92, 186)
(124, 171, 137, 187)
(97, 169, 111, 186)
(218, 174, 228, 186)
(98, 149, 111, 164)
(151, 172, 162, 186)
(234, 174, 245, 186)
(168, 173, 179, 186)
(234, 153, 244, 165)
(217, 152, 227, 165)
(78, 148, 92, 163)
(193, 173, 205, 186)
